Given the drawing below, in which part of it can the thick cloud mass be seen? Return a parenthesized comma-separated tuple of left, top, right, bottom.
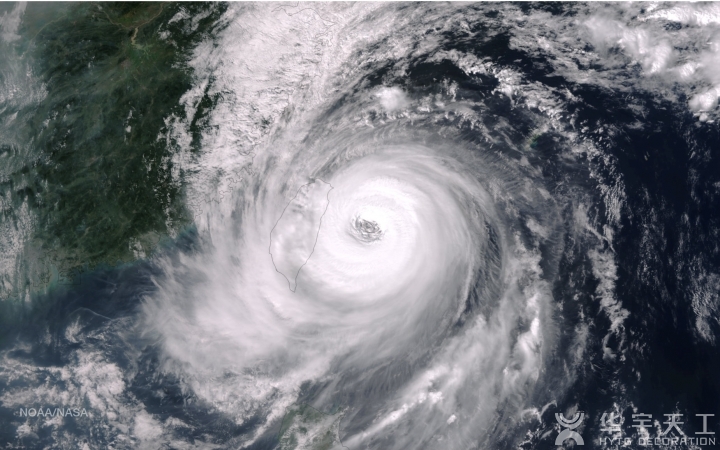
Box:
(138, 4, 586, 448)
(146, 123, 559, 446)
(143, 7, 569, 439)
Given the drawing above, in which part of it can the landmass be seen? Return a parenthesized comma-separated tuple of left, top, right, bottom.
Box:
(270, 179, 333, 292)
(279, 404, 345, 450)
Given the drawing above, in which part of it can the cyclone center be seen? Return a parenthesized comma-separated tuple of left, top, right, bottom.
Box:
(352, 216, 383, 242)
(348, 202, 395, 244)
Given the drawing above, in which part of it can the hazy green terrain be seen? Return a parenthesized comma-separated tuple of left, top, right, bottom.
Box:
(279, 404, 344, 450)
(0, 3, 225, 307)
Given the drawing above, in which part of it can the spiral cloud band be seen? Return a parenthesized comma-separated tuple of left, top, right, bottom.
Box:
(146, 132, 559, 449)
(139, 3, 596, 449)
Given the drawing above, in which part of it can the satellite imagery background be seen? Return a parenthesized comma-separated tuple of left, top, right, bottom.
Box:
(2, 2, 720, 449)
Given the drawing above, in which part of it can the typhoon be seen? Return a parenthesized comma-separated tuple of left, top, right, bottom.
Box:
(2, 3, 720, 450)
